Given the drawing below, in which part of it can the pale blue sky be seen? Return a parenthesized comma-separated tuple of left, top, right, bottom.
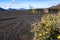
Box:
(0, 0, 60, 9)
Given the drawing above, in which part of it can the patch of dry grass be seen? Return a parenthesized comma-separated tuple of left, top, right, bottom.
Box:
(31, 13, 60, 40)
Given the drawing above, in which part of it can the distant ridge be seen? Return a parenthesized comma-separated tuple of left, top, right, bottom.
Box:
(8, 8, 17, 10)
(0, 7, 5, 11)
(50, 4, 60, 9)
(19, 8, 26, 10)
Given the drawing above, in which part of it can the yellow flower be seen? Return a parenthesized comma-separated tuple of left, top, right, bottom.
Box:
(42, 32, 45, 35)
(46, 27, 51, 31)
(46, 23, 49, 27)
(46, 24, 48, 26)
(46, 29, 49, 31)
(38, 33, 43, 37)
(57, 35, 60, 39)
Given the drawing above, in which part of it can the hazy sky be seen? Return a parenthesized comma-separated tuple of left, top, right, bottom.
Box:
(0, 0, 60, 9)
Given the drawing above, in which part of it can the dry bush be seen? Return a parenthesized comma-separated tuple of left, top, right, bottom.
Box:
(31, 13, 60, 40)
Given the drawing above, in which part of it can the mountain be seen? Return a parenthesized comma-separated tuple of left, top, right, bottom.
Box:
(8, 8, 17, 10)
(19, 8, 26, 10)
(50, 4, 60, 9)
(0, 7, 5, 11)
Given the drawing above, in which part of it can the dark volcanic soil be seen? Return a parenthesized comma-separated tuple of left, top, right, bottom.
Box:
(0, 10, 43, 40)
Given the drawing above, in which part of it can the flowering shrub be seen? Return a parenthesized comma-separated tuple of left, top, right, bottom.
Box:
(31, 13, 60, 40)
